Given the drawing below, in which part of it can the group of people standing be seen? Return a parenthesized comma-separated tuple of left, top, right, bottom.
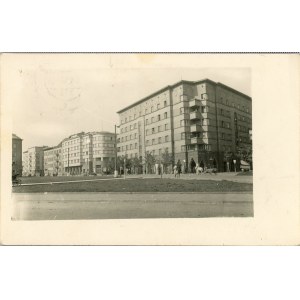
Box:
(173, 158, 205, 178)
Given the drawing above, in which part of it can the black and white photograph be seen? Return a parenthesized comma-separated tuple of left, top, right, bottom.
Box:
(9, 54, 253, 221)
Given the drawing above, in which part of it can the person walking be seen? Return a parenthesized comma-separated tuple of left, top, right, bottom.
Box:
(176, 159, 182, 178)
(190, 158, 196, 173)
(173, 164, 178, 178)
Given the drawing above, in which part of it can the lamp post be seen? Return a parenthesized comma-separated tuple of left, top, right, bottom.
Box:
(114, 124, 119, 178)
(124, 154, 126, 179)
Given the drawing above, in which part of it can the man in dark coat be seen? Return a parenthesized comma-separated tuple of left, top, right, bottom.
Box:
(190, 158, 196, 173)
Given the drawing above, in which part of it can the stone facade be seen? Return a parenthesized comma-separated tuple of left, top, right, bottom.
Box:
(117, 79, 252, 172)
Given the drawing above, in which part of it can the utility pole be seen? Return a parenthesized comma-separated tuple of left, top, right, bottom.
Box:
(68, 147, 69, 175)
(114, 124, 118, 178)
(124, 153, 126, 179)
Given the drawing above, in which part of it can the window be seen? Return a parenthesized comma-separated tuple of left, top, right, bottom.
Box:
(157, 114, 161, 121)
(145, 109, 148, 114)
(135, 143, 137, 149)
(157, 103, 160, 110)
(164, 112, 168, 119)
(151, 107, 154, 112)
(158, 125, 161, 132)
(165, 124, 168, 130)
(152, 128, 155, 134)
(165, 136, 169, 142)
(146, 119, 149, 125)
(164, 101, 167, 107)
(125, 118, 127, 123)
(152, 139, 155, 145)
(146, 140, 149, 146)
(134, 114, 136, 119)
(181, 132, 186, 140)
(151, 117, 154, 123)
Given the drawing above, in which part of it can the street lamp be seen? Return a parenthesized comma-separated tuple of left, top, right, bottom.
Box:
(123, 153, 126, 180)
(114, 124, 120, 178)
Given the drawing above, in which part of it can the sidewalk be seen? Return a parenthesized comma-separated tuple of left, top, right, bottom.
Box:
(126, 172, 253, 184)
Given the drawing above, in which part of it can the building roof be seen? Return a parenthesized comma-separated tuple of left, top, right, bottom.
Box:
(117, 78, 251, 114)
(12, 133, 22, 140)
(88, 131, 115, 135)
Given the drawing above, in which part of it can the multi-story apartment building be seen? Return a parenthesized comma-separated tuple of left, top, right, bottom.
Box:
(23, 146, 48, 176)
(12, 134, 23, 175)
(117, 79, 252, 172)
(62, 131, 115, 175)
(44, 143, 63, 176)
(90, 131, 115, 174)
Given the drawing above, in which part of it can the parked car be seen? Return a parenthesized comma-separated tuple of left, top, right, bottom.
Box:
(240, 160, 250, 171)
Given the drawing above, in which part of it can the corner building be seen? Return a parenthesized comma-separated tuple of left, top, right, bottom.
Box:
(117, 79, 252, 172)
(62, 131, 115, 175)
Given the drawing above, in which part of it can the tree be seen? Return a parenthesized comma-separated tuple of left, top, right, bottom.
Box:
(161, 149, 173, 174)
(132, 156, 142, 174)
(145, 152, 155, 174)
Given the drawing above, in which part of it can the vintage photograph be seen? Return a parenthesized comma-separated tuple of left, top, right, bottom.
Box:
(9, 54, 253, 221)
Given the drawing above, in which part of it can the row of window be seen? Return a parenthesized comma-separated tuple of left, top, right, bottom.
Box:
(146, 136, 169, 146)
(219, 97, 250, 113)
(236, 114, 251, 123)
(63, 136, 113, 146)
(145, 123, 170, 136)
(121, 101, 169, 124)
(145, 112, 168, 125)
(220, 121, 231, 129)
(237, 125, 251, 133)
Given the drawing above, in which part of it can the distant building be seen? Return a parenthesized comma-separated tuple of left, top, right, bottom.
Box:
(117, 79, 252, 172)
(23, 146, 48, 176)
(62, 131, 115, 175)
(43, 143, 63, 176)
(12, 134, 23, 175)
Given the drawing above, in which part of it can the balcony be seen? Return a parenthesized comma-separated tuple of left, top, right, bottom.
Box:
(190, 124, 201, 132)
(190, 137, 203, 144)
(190, 111, 201, 120)
(189, 99, 201, 108)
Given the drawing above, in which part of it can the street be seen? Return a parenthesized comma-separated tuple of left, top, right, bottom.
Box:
(12, 192, 253, 220)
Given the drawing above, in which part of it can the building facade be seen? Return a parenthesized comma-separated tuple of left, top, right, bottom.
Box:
(22, 146, 48, 176)
(12, 134, 23, 175)
(62, 131, 115, 175)
(117, 79, 252, 172)
(44, 143, 63, 176)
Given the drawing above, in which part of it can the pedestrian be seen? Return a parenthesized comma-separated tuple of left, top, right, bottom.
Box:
(190, 158, 196, 173)
(173, 165, 178, 178)
(176, 159, 182, 178)
(196, 163, 199, 175)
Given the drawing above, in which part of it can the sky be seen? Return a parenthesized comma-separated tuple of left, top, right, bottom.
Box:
(10, 55, 251, 151)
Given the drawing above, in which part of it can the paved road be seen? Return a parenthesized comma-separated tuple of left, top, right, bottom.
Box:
(12, 192, 253, 220)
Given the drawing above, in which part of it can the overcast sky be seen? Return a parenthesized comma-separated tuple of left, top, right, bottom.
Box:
(10, 55, 251, 151)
